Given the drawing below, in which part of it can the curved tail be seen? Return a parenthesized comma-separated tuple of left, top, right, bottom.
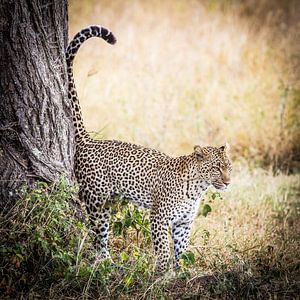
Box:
(66, 25, 117, 142)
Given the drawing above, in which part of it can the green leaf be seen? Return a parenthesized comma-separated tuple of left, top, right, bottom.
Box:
(120, 251, 128, 262)
(180, 251, 195, 266)
(202, 204, 212, 217)
(113, 221, 123, 236)
(124, 274, 133, 287)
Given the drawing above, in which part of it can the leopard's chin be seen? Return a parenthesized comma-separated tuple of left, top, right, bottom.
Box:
(212, 182, 228, 191)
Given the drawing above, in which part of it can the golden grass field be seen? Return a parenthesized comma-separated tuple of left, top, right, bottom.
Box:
(69, 0, 300, 170)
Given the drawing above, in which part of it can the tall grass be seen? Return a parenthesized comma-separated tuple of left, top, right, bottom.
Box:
(69, 0, 300, 170)
(1, 170, 299, 298)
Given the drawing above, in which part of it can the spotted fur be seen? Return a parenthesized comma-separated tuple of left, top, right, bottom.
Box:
(66, 25, 232, 273)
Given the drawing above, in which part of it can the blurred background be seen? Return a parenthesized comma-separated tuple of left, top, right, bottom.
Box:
(69, 0, 300, 171)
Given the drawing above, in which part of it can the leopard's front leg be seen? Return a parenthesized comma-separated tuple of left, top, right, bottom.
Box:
(172, 219, 192, 269)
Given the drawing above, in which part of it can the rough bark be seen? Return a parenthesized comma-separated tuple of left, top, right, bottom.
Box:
(0, 0, 74, 210)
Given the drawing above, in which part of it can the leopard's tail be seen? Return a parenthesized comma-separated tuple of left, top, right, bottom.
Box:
(66, 25, 117, 142)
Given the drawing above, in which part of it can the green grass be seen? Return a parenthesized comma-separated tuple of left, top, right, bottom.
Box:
(1, 168, 299, 299)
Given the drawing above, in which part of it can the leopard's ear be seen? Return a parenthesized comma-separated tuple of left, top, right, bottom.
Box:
(219, 142, 230, 153)
(194, 145, 209, 159)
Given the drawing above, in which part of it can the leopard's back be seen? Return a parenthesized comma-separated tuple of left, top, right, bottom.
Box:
(75, 139, 170, 208)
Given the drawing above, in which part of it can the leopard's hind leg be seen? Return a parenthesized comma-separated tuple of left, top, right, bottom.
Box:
(88, 205, 112, 261)
(80, 188, 112, 261)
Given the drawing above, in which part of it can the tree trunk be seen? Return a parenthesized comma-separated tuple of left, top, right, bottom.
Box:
(0, 0, 74, 210)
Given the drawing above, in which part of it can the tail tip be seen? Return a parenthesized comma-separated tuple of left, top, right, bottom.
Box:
(107, 33, 117, 45)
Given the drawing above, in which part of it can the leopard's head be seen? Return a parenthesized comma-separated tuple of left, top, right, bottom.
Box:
(194, 143, 232, 190)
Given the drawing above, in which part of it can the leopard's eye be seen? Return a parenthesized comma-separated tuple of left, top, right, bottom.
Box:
(225, 164, 232, 172)
(214, 162, 222, 171)
(212, 165, 219, 171)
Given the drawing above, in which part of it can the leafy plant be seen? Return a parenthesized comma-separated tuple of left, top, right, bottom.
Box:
(0, 180, 155, 298)
(0, 179, 91, 295)
(111, 199, 152, 249)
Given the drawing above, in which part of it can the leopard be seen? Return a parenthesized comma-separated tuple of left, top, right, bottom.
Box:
(66, 25, 232, 273)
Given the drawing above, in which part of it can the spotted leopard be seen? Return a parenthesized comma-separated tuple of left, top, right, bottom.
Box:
(66, 25, 232, 273)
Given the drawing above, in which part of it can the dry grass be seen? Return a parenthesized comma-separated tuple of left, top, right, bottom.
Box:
(1, 167, 299, 298)
(69, 0, 300, 169)
(131, 168, 300, 299)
